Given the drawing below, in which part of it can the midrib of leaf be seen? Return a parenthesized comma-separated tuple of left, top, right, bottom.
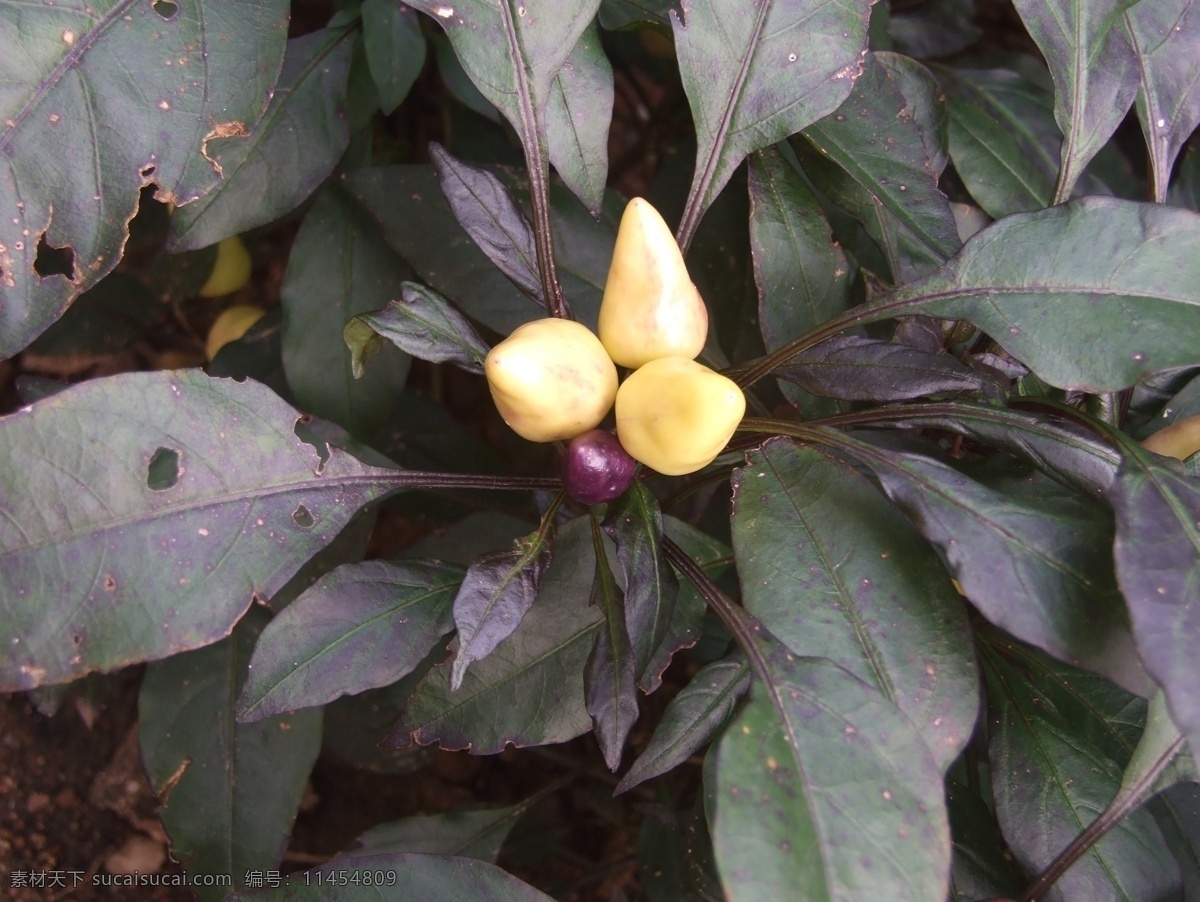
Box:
(0, 0, 139, 153)
(677, 0, 772, 251)
(763, 452, 898, 704)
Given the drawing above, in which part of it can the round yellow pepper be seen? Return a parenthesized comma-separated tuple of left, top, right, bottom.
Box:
(1142, 414, 1200, 461)
(198, 235, 253, 297)
(615, 357, 745, 475)
(485, 318, 618, 443)
(599, 198, 708, 369)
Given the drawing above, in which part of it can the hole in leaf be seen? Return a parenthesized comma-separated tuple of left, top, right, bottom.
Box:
(292, 503, 315, 529)
(147, 447, 181, 491)
(33, 232, 75, 279)
(141, 164, 157, 178)
(72, 635, 82, 646)
(152, 0, 179, 19)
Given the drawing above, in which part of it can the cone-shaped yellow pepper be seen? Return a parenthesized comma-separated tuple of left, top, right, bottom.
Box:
(599, 198, 708, 369)
(1142, 414, 1200, 461)
(615, 357, 744, 475)
(198, 235, 253, 297)
(485, 318, 618, 442)
(205, 304, 266, 361)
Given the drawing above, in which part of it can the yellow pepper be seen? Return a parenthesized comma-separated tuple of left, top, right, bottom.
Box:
(599, 198, 708, 369)
(1141, 414, 1200, 461)
(485, 318, 618, 442)
(615, 357, 744, 476)
(205, 304, 266, 361)
(198, 235, 253, 297)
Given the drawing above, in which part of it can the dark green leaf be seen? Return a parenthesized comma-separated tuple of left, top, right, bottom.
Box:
(451, 519, 556, 691)
(281, 182, 412, 439)
(236, 560, 463, 721)
(946, 780, 1026, 902)
(402, 512, 535, 565)
(229, 853, 554, 901)
(870, 198, 1200, 392)
(748, 146, 851, 416)
(168, 26, 355, 251)
(1154, 783, 1200, 896)
(713, 638, 950, 900)
(616, 652, 751, 794)
(25, 273, 161, 358)
(799, 53, 960, 276)
(981, 637, 1181, 901)
(0, 0, 287, 357)
(585, 515, 639, 771)
(386, 516, 602, 753)
(599, 0, 675, 29)
(0, 370, 402, 691)
(731, 439, 979, 770)
(947, 97, 1054, 216)
(140, 610, 322, 900)
(1011, 0, 1139, 200)
(778, 334, 986, 401)
(1110, 446, 1200, 756)
(876, 52, 950, 177)
(347, 282, 490, 376)
(348, 798, 534, 862)
(545, 21, 613, 215)
(362, 0, 427, 115)
(603, 482, 681, 693)
(430, 143, 542, 304)
(852, 441, 1149, 695)
(672, 0, 875, 247)
(887, 0, 982, 58)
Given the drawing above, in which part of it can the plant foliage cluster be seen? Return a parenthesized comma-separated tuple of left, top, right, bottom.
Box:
(2, 0, 1200, 898)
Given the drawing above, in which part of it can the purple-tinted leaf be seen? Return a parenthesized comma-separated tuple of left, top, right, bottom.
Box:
(140, 609, 323, 899)
(348, 798, 537, 864)
(0, 0, 287, 357)
(585, 516, 639, 771)
(1110, 447, 1200, 758)
(616, 652, 751, 794)
(347, 282, 490, 376)
(451, 519, 556, 691)
(362, 0, 426, 115)
(236, 560, 463, 722)
(0, 370, 406, 691)
(545, 22, 613, 216)
(430, 143, 543, 305)
(167, 25, 355, 251)
(777, 334, 985, 402)
(672, 0, 875, 248)
(602, 482, 680, 693)
(386, 516, 602, 754)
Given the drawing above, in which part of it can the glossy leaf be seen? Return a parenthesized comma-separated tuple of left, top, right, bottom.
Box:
(732, 438, 979, 770)
(778, 334, 985, 401)
(0, 370, 406, 691)
(451, 519, 556, 691)
(1011, 0, 1139, 200)
(713, 634, 950, 900)
(281, 183, 412, 439)
(870, 198, 1200, 392)
(431, 142, 542, 304)
(947, 97, 1053, 217)
(799, 53, 960, 278)
(347, 282, 490, 377)
(616, 653, 751, 794)
(236, 560, 463, 722)
(545, 21, 613, 216)
(229, 853, 555, 901)
(167, 26, 355, 251)
(387, 516, 602, 754)
(585, 515, 639, 771)
(140, 610, 322, 900)
(0, 0, 287, 357)
(1111, 446, 1200, 756)
(602, 481, 680, 693)
(748, 146, 850, 416)
(981, 637, 1181, 901)
(362, 0, 427, 115)
(672, 0, 875, 247)
(348, 799, 534, 862)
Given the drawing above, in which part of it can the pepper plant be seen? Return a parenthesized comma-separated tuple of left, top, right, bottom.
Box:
(2, 0, 1200, 899)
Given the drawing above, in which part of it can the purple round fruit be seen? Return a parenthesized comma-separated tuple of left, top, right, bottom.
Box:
(562, 429, 637, 505)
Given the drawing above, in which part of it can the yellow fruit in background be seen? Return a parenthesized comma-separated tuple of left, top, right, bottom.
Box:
(206, 305, 266, 361)
(198, 235, 252, 297)
(1141, 414, 1200, 461)
(615, 357, 745, 476)
(485, 318, 619, 443)
(599, 198, 708, 369)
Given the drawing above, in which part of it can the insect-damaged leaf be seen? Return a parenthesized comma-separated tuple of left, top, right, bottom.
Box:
(0, 370, 405, 691)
